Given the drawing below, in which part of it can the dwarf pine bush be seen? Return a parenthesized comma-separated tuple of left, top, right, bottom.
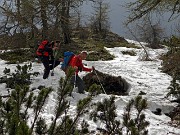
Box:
(167, 74, 180, 103)
(0, 84, 53, 135)
(0, 63, 39, 89)
(90, 95, 149, 135)
(48, 68, 101, 135)
(123, 96, 149, 135)
(0, 64, 150, 135)
(0, 65, 101, 135)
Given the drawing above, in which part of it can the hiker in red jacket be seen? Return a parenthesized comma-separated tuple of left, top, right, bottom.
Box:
(69, 51, 95, 93)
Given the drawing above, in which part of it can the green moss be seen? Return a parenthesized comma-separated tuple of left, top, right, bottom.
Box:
(104, 41, 141, 49)
(121, 50, 136, 56)
(0, 31, 139, 63)
(0, 49, 33, 64)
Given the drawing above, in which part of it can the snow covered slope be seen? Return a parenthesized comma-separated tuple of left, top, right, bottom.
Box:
(0, 40, 179, 135)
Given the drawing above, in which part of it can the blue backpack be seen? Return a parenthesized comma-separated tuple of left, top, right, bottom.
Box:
(61, 51, 75, 72)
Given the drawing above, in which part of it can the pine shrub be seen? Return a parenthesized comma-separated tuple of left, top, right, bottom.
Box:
(90, 95, 149, 135)
(167, 74, 180, 103)
(0, 63, 39, 89)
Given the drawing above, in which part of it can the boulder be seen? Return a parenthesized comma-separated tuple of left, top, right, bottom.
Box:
(83, 70, 129, 95)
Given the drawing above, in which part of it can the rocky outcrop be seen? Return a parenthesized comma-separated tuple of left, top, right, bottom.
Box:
(83, 70, 129, 95)
(165, 105, 180, 127)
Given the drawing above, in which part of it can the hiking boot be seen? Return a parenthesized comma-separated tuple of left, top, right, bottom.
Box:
(78, 91, 85, 94)
(43, 69, 50, 79)
(51, 71, 54, 76)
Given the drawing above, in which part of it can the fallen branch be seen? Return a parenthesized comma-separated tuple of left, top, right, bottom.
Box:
(0, 95, 10, 98)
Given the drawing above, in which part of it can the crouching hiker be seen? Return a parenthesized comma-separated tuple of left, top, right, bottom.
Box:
(68, 51, 95, 94)
(36, 40, 63, 79)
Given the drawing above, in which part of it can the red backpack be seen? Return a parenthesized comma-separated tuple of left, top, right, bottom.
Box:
(36, 40, 49, 56)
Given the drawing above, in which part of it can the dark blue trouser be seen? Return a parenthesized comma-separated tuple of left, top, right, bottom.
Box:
(71, 74, 85, 93)
(39, 56, 60, 79)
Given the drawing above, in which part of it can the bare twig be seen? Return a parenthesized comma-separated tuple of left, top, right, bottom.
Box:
(0, 95, 10, 98)
(126, 25, 151, 61)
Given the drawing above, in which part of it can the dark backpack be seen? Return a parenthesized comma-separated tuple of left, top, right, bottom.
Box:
(36, 40, 49, 56)
(61, 51, 75, 72)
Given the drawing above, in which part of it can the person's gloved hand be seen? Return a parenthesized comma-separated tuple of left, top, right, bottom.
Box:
(92, 66, 95, 72)
(78, 67, 82, 72)
(59, 58, 64, 62)
(53, 46, 59, 50)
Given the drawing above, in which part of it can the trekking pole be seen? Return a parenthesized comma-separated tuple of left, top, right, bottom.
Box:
(51, 49, 58, 76)
(74, 73, 76, 89)
(94, 70, 106, 94)
(51, 59, 56, 76)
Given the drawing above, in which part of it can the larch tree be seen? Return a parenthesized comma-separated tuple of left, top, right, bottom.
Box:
(0, 0, 86, 46)
(136, 14, 164, 48)
(90, 0, 110, 36)
(126, 0, 180, 24)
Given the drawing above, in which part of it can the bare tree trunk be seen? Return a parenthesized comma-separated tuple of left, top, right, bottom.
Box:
(91, 0, 110, 34)
(40, 0, 48, 39)
(99, 2, 102, 32)
(51, 0, 61, 40)
(61, 0, 71, 44)
(148, 16, 161, 48)
(16, 0, 20, 26)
